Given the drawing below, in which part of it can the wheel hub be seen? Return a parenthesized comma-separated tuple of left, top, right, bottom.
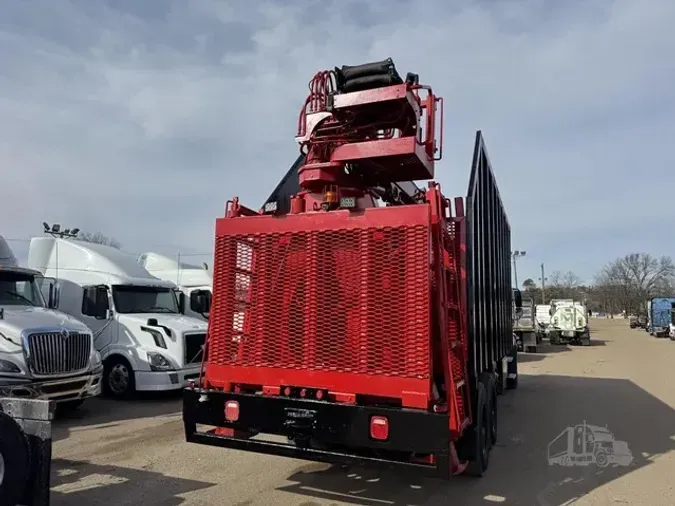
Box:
(109, 364, 129, 393)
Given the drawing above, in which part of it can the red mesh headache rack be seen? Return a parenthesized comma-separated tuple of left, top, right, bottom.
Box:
(206, 204, 433, 408)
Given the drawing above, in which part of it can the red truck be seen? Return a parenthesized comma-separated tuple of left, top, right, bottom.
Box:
(183, 58, 520, 478)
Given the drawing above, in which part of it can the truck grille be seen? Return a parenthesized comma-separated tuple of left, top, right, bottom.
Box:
(27, 331, 91, 376)
(184, 332, 207, 364)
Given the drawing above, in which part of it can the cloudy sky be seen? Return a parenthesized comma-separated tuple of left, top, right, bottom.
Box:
(1, 0, 674, 284)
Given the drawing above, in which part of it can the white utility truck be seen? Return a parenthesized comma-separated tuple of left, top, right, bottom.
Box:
(514, 297, 539, 352)
(547, 299, 591, 346)
(27, 237, 209, 398)
(0, 236, 102, 410)
(138, 252, 212, 321)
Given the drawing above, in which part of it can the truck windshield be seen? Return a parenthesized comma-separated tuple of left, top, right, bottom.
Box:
(111, 285, 179, 314)
(0, 271, 45, 307)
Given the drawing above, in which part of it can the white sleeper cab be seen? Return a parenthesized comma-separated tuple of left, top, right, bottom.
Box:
(138, 252, 212, 321)
(0, 236, 102, 409)
(27, 237, 208, 398)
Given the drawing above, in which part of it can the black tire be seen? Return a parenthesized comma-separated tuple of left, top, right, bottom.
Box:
(56, 399, 86, 415)
(103, 356, 136, 398)
(495, 366, 504, 396)
(0, 411, 30, 506)
(506, 346, 518, 390)
(464, 382, 489, 477)
(595, 450, 608, 468)
(479, 372, 498, 446)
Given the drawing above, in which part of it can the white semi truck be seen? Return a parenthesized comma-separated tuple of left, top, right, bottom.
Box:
(27, 237, 209, 398)
(547, 299, 591, 346)
(0, 236, 102, 410)
(138, 252, 212, 321)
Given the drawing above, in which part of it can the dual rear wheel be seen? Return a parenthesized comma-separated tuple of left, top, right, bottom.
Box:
(462, 347, 518, 477)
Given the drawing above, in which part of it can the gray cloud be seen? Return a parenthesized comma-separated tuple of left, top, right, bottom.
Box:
(1, 0, 674, 282)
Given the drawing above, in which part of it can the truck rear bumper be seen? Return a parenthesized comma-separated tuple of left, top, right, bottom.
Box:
(183, 388, 452, 477)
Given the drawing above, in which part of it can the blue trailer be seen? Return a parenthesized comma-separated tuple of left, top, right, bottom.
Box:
(648, 297, 675, 337)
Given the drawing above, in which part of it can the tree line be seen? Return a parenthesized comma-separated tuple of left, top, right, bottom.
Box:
(71, 233, 674, 317)
(521, 253, 675, 315)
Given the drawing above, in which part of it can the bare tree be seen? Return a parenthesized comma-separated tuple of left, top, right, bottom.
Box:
(77, 231, 121, 249)
(537, 270, 582, 301)
(548, 271, 563, 287)
(561, 271, 582, 289)
(596, 253, 675, 314)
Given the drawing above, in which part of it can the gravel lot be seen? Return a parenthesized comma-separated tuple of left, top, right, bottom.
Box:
(50, 319, 675, 505)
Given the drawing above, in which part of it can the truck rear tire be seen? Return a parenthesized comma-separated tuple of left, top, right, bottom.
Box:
(479, 372, 498, 446)
(464, 382, 489, 477)
(0, 411, 30, 506)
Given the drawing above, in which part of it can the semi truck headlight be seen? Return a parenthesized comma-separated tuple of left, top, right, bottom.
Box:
(0, 359, 21, 374)
(90, 350, 102, 367)
(147, 352, 174, 371)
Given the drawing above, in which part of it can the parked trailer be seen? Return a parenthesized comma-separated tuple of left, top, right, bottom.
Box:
(183, 59, 518, 478)
(648, 297, 675, 337)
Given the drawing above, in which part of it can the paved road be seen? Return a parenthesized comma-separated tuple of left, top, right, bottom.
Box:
(50, 319, 675, 505)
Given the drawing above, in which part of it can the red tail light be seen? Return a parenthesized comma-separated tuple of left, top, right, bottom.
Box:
(224, 400, 240, 422)
(370, 416, 389, 441)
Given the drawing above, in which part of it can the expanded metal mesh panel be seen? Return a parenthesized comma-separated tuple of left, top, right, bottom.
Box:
(209, 222, 431, 379)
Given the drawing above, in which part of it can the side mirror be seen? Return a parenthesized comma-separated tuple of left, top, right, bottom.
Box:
(47, 282, 60, 309)
(512, 289, 522, 310)
(94, 287, 109, 319)
(177, 292, 186, 315)
(190, 289, 212, 314)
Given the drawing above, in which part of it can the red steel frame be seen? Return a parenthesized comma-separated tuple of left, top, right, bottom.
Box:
(204, 66, 474, 466)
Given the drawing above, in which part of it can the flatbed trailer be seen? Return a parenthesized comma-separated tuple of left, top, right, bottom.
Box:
(183, 58, 519, 478)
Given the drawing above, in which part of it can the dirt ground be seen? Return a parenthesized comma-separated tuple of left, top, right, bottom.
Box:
(50, 319, 675, 505)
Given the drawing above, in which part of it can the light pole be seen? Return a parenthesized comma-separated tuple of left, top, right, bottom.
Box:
(539, 262, 547, 304)
(512, 250, 526, 288)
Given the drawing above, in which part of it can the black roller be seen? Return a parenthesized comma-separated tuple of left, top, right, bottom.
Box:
(335, 58, 403, 93)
